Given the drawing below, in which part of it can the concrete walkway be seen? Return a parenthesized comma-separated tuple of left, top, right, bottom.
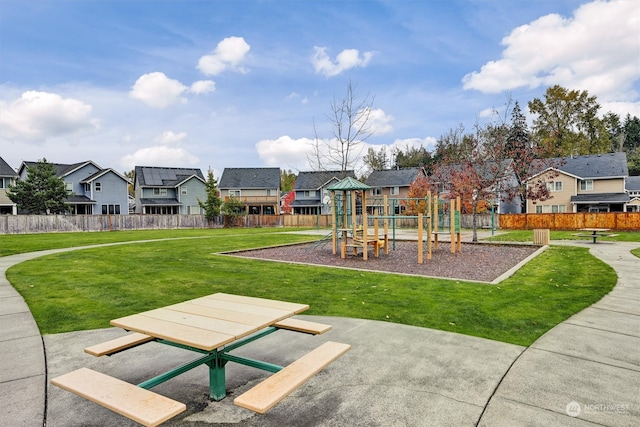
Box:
(0, 238, 638, 426)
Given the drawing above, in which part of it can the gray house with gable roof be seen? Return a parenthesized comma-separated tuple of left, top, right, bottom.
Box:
(291, 170, 355, 215)
(526, 152, 630, 213)
(365, 167, 424, 213)
(134, 166, 206, 214)
(219, 167, 281, 215)
(17, 160, 129, 215)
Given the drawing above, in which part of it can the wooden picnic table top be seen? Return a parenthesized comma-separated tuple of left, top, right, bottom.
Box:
(110, 293, 309, 351)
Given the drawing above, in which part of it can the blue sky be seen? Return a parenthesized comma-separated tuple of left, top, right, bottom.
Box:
(1, 0, 639, 178)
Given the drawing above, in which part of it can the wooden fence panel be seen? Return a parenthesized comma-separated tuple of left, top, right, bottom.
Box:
(499, 212, 640, 230)
(282, 215, 331, 228)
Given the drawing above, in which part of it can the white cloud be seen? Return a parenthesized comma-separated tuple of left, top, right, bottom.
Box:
(189, 80, 216, 94)
(0, 91, 97, 140)
(255, 133, 437, 176)
(362, 108, 394, 134)
(197, 36, 251, 76)
(286, 92, 309, 104)
(312, 47, 375, 77)
(155, 130, 188, 144)
(120, 145, 198, 170)
(601, 100, 640, 118)
(130, 72, 187, 108)
(388, 137, 437, 153)
(256, 135, 315, 171)
(462, 0, 640, 102)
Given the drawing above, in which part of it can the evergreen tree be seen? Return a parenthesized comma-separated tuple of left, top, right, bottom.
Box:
(393, 145, 432, 170)
(7, 158, 68, 214)
(506, 102, 557, 212)
(363, 147, 390, 172)
(221, 195, 246, 227)
(198, 168, 222, 220)
(623, 114, 640, 152)
(280, 169, 297, 192)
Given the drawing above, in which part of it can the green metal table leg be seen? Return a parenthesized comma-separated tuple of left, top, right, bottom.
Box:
(208, 351, 227, 401)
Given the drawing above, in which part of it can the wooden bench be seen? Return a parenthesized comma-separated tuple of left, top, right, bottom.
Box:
(234, 341, 351, 413)
(273, 318, 332, 335)
(84, 332, 154, 357)
(51, 367, 186, 427)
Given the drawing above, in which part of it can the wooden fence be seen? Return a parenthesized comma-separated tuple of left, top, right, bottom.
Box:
(0, 214, 219, 234)
(0, 213, 502, 235)
(500, 212, 640, 230)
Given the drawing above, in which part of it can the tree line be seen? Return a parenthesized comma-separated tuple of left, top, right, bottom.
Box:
(367, 85, 639, 175)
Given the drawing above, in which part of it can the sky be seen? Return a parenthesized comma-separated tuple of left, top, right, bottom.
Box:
(1, 0, 639, 179)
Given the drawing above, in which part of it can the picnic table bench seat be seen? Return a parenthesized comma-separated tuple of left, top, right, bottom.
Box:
(51, 367, 186, 427)
(234, 341, 351, 414)
(84, 332, 154, 357)
(273, 318, 332, 335)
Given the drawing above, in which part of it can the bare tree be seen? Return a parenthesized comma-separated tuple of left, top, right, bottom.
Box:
(308, 80, 376, 174)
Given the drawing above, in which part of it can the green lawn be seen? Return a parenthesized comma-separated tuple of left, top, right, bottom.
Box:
(4, 228, 619, 346)
(0, 227, 309, 257)
(486, 229, 640, 243)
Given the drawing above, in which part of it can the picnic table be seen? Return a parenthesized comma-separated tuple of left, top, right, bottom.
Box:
(51, 293, 350, 426)
(576, 228, 614, 243)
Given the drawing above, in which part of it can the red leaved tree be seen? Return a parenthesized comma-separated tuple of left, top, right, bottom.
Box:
(281, 191, 295, 214)
(403, 174, 431, 214)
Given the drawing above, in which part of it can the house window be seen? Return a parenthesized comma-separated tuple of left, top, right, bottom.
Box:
(65, 182, 73, 192)
(267, 189, 273, 196)
(0, 178, 4, 188)
(372, 188, 382, 196)
(101, 204, 121, 214)
(84, 183, 91, 192)
(304, 190, 317, 198)
(546, 181, 563, 192)
(536, 205, 543, 213)
(551, 205, 566, 213)
(229, 190, 241, 197)
(153, 188, 168, 196)
(181, 186, 187, 195)
(579, 180, 593, 191)
(390, 186, 399, 195)
(95, 182, 102, 192)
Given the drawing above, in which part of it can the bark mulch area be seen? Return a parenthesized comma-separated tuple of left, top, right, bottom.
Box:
(230, 240, 540, 283)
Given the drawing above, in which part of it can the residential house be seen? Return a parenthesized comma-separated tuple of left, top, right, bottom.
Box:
(625, 175, 640, 212)
(526, 152, 629, 213)
(17, 160, 129, 215)
(218, 167, 280, 215)
(290, 170, 355, 215)
(364, 167, 423, 214)
(134, 166, 206, 214)
(0, 156, 18, 215)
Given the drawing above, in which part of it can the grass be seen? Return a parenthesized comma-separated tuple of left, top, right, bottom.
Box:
(0, 227, 314, 257)
(5, 228, 618, 346)
(486, 229, 640, 243)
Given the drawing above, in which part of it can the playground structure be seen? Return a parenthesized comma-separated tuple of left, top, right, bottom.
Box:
(327, 177, 461, 263)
